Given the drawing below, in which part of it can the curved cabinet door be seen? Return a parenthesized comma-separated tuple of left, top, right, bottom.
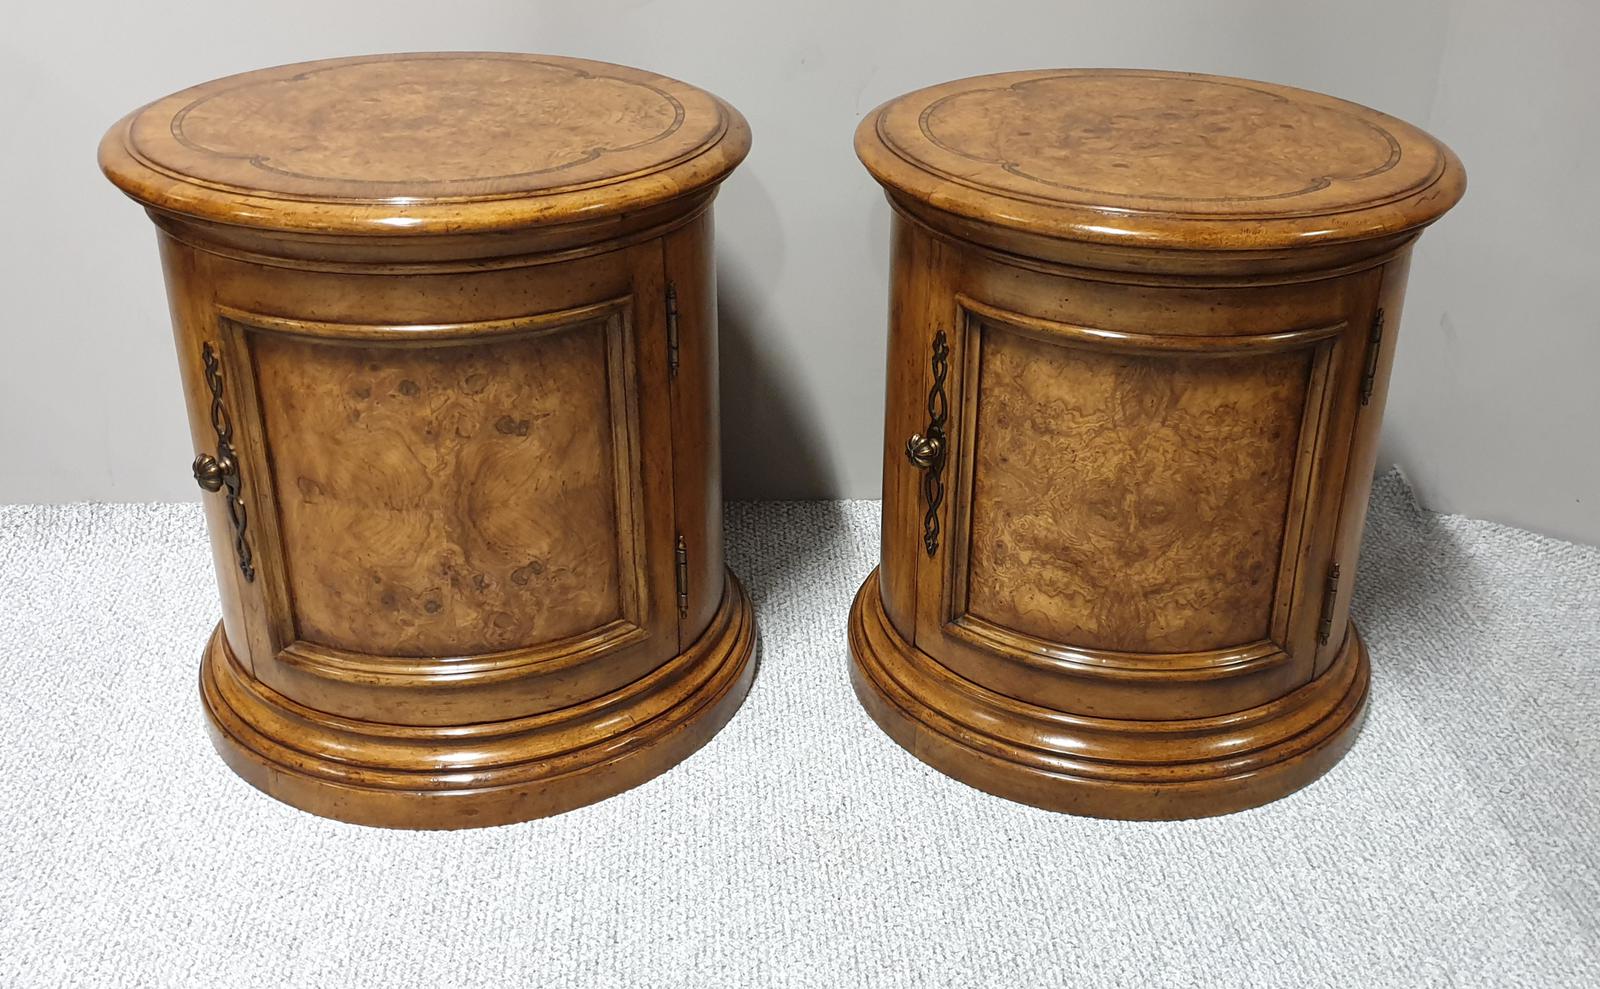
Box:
(183, 244, 682, 727)
(902, 257, 1381, 720)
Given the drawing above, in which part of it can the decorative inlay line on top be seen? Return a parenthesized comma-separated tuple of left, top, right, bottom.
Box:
(879, 71, 1444, 219)
(167, 56, 689, 191)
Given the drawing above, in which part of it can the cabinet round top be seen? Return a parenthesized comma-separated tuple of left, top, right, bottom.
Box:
(100, 52, 750, 238)
(856, 68, 1465, 254)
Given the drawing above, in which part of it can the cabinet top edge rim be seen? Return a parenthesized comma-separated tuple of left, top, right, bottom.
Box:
(145, 190, 717, 271)
(856, 67, 1465, 254)
(99, 52, 751, 238)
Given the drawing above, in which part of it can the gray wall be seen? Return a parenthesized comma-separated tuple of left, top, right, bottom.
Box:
(3, 0, 1595, 544)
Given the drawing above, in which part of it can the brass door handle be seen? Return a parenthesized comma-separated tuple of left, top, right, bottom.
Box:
(908, 329, 951, 556)
(196, 343, 255, 582)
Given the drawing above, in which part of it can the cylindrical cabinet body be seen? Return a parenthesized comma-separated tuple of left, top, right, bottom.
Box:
(851, 70, 1464, 819)
(101, 54, 754, 828)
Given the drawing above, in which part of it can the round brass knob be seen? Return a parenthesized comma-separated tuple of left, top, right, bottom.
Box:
(192, 452, 232, 492)
(905, 432, 943, 470)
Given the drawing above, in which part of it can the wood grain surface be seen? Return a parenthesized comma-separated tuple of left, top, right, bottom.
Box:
(101, 53, 750, 238)
(965, 323, 1310, 653)
(852, 68, 1464, 818)
(253, 320, 627, 658)
(101, 53, 754, 828)
(166, 56, 689, 196)
(857, 68, 1465, 260)
(914, 72, 1408, 210)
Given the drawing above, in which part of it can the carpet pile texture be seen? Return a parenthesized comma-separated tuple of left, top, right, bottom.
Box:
(1, 471, 1595, 987)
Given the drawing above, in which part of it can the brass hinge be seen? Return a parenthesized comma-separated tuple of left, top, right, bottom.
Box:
(674, 534, 689, 619)
(1359, 307, 1386, 406)
(1318, 562, 1342, 645)
(666, 282, 680, 377)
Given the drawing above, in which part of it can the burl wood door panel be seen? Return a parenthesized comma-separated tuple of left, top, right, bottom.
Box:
(964, 326, 1311, 653)
(252, 316, 632, 657)
(215, 293, 678, 724)
(916, 293, 1349, 720)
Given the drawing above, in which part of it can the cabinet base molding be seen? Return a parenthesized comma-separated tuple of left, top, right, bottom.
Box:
(848, 571, 1369, 820)
(201, 572, 755, 829)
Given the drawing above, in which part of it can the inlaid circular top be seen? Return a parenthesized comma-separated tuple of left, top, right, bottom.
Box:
(856, 69, 1465, 251)
(100, 53, 750, 236)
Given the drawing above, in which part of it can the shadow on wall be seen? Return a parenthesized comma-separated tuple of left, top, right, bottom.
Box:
(718, 280, 837, 501)
(714, 170, 839, 501)
(718, 285, 858, 633)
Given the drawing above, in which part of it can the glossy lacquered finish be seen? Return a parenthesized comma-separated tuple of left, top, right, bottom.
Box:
(851, 69, 1464, 819)
(101, 53, 754, 828)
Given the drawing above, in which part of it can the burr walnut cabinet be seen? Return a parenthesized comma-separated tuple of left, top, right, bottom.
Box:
(850, 69, 1465, 819)
(100, 53, 754, 828)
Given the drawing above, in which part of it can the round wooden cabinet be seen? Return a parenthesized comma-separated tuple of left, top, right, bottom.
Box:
(850, 69, 1465, 819)
(100, 53, 755, 828)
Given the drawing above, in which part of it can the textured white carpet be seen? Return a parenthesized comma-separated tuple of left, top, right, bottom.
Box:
(1, 471, 1596, 988)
